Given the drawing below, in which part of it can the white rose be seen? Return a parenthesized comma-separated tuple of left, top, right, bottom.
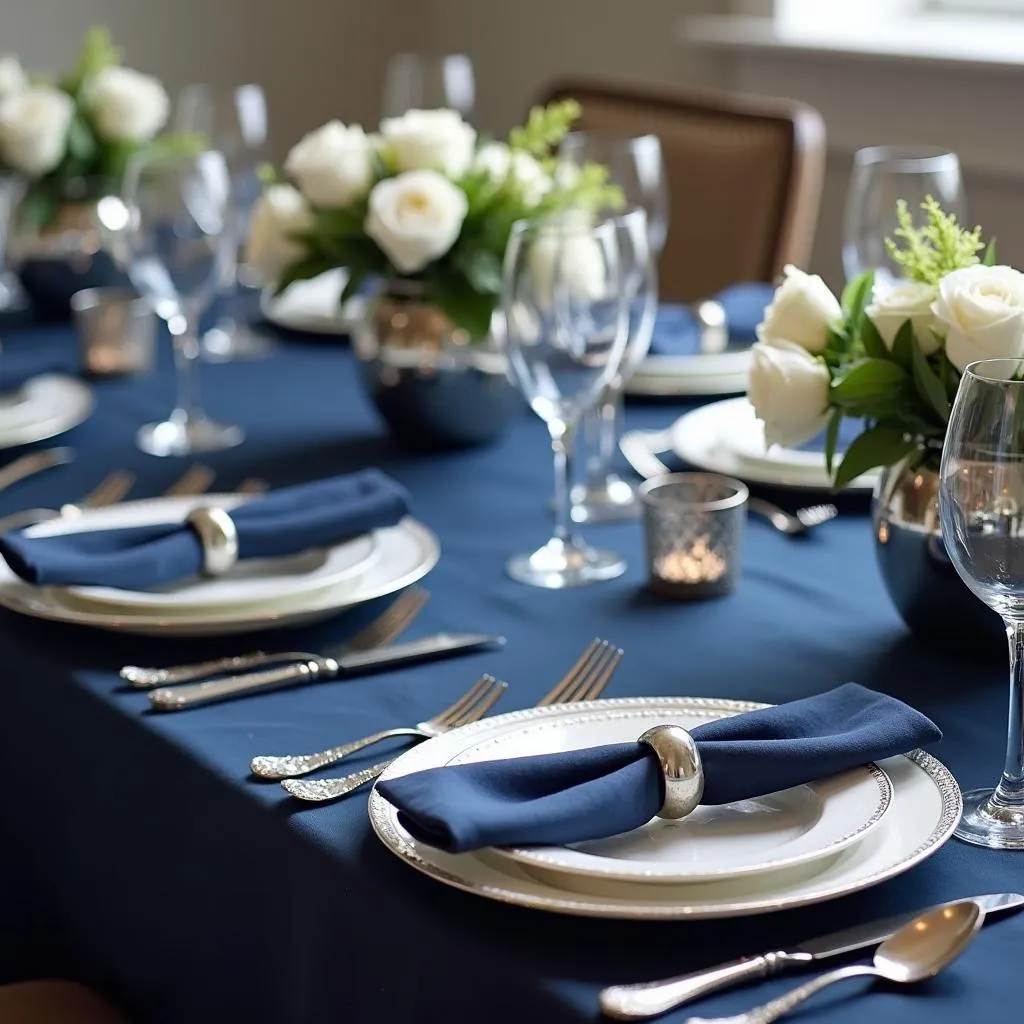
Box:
(365, 169, 467, 274)
(865, 280, 940, 355)
(245, 184, 313, 285)
(527, 231, 607, 308)
(748, 339, 830, 448)
(474, 142, 551, 206)
(380, 108, 475, 177)
(0, 86, 73, 176)
(86, 66, 169, 143)
(0, 57, 27, 101)
(284, 121, 374, 208)
(757, 264, 842, 354)
(932, 265, 1024, 372)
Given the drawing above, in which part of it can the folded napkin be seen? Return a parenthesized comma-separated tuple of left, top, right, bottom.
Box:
(0, 337, 80, 392)
(377, 684, 940, 853)
(647, 283, 776, 356)
(0, 469, 409, 590)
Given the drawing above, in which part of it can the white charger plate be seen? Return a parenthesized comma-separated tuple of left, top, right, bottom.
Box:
(24, 495, 379, 614)
(446, 712, 892, 886)
(260, 270, 365, 336)
(670, 398, 881, 492)
(369, 697, 960, 920)
(0, 376, 93, 449)
(0, 517, 439, 636)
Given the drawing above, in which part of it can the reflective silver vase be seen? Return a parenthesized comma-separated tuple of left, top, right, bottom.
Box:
(872, 460, 1003, 650)
(353, 283, 519, 450)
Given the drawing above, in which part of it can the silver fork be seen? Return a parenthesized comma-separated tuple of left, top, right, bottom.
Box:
(164, 464, 216, 497)
(120, 587, 430, 688)
(281, 637, 623, 802)
(747, 497, 838, 536)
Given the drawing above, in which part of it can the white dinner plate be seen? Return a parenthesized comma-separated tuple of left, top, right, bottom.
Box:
(0, 516, 439, 636)
(0, 376, 93, 449)
(260, 270, 365, 336)
(447, 714, 892, 885)
(670, 398, 881, 492)
(22, 495, 380, 613)
(369, 697, 960, 920)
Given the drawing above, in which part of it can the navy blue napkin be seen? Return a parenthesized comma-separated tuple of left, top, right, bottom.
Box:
(0, 469, 409, 589)
(647, 283, 775, 356)
(377, 684, 940, 853)
(0, 337, 79, 392)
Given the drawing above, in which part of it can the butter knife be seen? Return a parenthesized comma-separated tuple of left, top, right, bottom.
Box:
(599, 891, 1024, 1020)
(148, 632, 506, 711)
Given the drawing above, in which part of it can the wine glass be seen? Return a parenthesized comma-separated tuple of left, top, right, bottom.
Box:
(939, 357, 1024, 849)
(122, 149, 244, 457)
(175, 83, 272, 361)
(501, 216, 631, 588)
(381, 53, 475, 118)
(843, 146, 964, 285)
(0, 174, 26, 312)
(559, 134, 667, 523)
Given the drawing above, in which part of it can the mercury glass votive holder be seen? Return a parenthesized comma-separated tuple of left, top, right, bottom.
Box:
(71, 287, 156, 377)
(639, 473, 748, 599)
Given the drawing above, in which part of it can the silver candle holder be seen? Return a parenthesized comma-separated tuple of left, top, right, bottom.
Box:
(71, 287, 156, 377)
(639, 472, 748, 599)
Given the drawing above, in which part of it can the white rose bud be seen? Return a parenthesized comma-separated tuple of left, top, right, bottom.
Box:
(245, 184, 313, 286)
(748, 339, 831, 449)
(0, 86, 74, 176)
(932, 265, 1024, 372)
(86, 66, 169, 143)
(0, 56, 28, 101)
(865, 280, 940, 355)
(757, 264, 842, 354)
(380, 108, 476, 178)
(284, 121, 374, 208)
(365, 169, 468, 274)
(474, 142, 551, 206)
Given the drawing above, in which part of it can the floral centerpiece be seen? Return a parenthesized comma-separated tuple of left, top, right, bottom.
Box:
(246, 100, 618, 341)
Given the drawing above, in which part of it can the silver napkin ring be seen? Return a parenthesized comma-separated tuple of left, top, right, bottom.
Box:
(639, 724, 704, 820)
(186, 506, 239, 577)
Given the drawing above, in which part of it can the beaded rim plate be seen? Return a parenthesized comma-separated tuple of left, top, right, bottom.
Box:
(369, 697, 961, 920)
(444, 712, 893, 885)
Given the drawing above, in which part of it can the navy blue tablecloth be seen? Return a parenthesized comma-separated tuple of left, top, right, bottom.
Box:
(0, 321, 1019, 1024)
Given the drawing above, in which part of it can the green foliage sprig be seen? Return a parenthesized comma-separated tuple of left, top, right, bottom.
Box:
(885, 196, 986, 285)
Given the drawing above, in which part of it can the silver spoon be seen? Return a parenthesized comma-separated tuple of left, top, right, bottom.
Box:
(685, 899, 984, 1024)
(747, 497, 838, 536)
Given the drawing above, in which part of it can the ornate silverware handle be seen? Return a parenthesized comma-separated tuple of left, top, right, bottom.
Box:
(120, 651, 311, 688)
(250, 726, 428, 779)
(149, 659, 327, 711)
(599, 952, 811, 1020)
(281, 760, 393, 802)
(687, 964, 876, 1024)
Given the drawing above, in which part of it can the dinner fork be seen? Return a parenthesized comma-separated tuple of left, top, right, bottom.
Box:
(120, 587, 430, 688)
(164, 464, 216, 497)
(281, 637, 623, 802)
(747, 498, 838, 536)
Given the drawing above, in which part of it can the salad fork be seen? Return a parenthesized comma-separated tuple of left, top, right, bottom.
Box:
(121, 587, 430, 688)
(281, 637, 623, 802)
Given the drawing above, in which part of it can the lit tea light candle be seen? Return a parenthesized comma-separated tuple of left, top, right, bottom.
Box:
(655, 537, 728, 584)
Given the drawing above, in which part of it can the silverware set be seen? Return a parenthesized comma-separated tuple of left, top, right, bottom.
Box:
(620, 429, 838, 537)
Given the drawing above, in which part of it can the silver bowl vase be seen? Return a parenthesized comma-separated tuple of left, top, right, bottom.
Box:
(353, 283, 519, 450)
(872, 459, 1003, 651)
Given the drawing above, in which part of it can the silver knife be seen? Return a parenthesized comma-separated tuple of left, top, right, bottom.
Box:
(0, 447, 74, 497)
(148, 632, 506, 711)
(599, 891, 1024, 1020)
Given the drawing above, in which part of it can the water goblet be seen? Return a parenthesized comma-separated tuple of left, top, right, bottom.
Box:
(122, 149, 244, 456)
(381, 53, 475, 119)
(501, 216, 631, 588)
(939, 356, 1024, 848)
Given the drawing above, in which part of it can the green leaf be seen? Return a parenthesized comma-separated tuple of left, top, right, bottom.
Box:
(859, 315, 888, 359)
(984, 238, 997, 266)
(830, 358, 908, 406)
(840, 269, 874, 334)
(429, 275, 496, 340)
(911, 343, 951, 422)
(65, 112, 98, 167)
(890, 319, 915, 370)
(15, 189, 61, 231)
(824, 408, 843, 477)
(273, 255, 339, 295)
(340, 269, 367, 305)
(453, 248, 503, 295)
(833, 424, 920, 491)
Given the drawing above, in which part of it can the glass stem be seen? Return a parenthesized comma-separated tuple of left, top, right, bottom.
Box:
(995, 619, 1024, 808)
(550, 421, 579, 545)
(169, 310, 202, 425)
(582, 388, 623, 491)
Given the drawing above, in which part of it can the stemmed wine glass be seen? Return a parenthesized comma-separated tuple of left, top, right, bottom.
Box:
(381, 53, 475, 118)
(501, 216, 630, 588)
(122, 149, 244, 456)
(176, 83, 272, 361)
(0, 174, 26, 312)
(843, 146, 964, 284)
(558, 132, 667, 521)
(939, 357, 1024, 849)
